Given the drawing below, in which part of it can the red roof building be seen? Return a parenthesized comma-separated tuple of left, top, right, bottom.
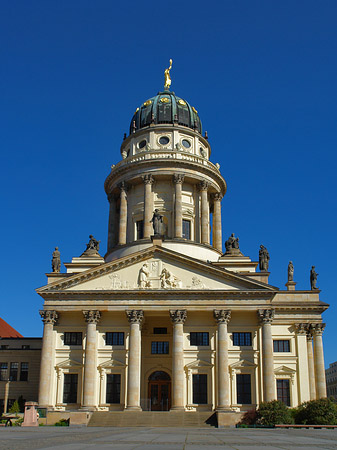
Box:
(0, 317, 22, 338)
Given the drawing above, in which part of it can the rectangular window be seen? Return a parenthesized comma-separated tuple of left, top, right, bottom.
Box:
(20, 363, 29, 381)
(136, 220, 144, 240)
(106, 374, 121, 404)
(190, 332, 209, 346)
(22, 345, 30, 350)
(236, 374, 252, 404)
(153, 327, 167, 334)
(64, 332, 82, 346)
(9, 363, 18, 381)
(277, 379, 290, 406)
(273, 340, 290, 352)
(182, 219, 191, 240)
(0, 345, 8, 350)
(151, 341, 169, 354)
(233, 332, 252, 346)
(63, 374, 78, 403)
(0, 363, 8, 381)
(106, 332, 124, 346)
(193, 374, 207, 404)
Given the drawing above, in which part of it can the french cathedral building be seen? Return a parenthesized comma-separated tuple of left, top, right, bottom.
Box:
(37, 66, 328, 425)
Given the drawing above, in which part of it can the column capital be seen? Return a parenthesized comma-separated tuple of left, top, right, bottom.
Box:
(83, 310, 101, 324)
(118, 181, 129, 193)
(294, 323, 308, 335)
(143, 174, 154, 185)
(213, 309, 231, 324)
(40, 310, 58, 325)
(126, 310, 144, 324)
(170, 309, 187, 324)
(211, 192, 223, 201)
(257, 308, 274, 324)
(173, 174, 185, 184)
(198, 180, 209, 191)
(311, 323, 326, 336)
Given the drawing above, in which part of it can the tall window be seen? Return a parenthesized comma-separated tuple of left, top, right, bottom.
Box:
(277, 379, 290, 406)
(190, 332, 209, 346)
(0, 363, 8, 381)
(151, 342, 169, 354)
(106, 332, 124, 346)
(193, 374, 207, 404)
(182, 220, 191, 239)
(9, 363, 18, 381)
(64, 332, 82, 346)
(106, 374, 121, 404)
(20, 363, 29, 381)
(136, 220, 144, 240)
(233, 333, 252, 346)
(63, 374, 78, 403)
(273, 340, 290, 352)
(236, 374, 251, 404)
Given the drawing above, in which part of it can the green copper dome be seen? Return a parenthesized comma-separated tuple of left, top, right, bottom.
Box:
(130, 90, 202, 135)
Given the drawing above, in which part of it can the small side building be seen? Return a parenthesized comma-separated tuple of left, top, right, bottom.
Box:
(326, 362, 337, 399)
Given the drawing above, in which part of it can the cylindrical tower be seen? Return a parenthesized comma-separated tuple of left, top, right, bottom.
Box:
(104, 81, 226, 262)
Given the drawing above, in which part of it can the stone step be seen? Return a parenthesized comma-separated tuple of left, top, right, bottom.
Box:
(88, 411, 217, 428)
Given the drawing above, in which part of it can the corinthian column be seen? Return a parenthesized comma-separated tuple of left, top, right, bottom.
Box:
(82, 311, 101, 410)
(118, 182, 128, 245)
(258, 309, 276, 402)
(214, 310, 231, 410)
(212, 193, 223, 252)
(39, 310, 58, 407)
(126, 310, 144, 410)
(170, 310, 187, 410)
(312, 323, 327, 398)
(306, 326, 316, 400)
(173, 174, 184, 238)
(143, 174, 154, 239)
(199, 180, 209, 245)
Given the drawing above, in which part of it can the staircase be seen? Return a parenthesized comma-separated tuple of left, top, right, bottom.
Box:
(88, 411, 217, 428)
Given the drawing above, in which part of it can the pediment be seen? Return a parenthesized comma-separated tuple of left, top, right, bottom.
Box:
(56, 358, 82, 369)
(185, 359, 213, 369)
(98, 359, 125, 369)
(37, 246, 276, 294)
(274, 365, 296, 375)
(230, 359, 257, 370)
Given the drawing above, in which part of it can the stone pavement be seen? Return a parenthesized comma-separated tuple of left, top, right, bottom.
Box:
(1, 427, 337, 450)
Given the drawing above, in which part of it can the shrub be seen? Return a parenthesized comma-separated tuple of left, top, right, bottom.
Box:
(257, 400, 293, 426)
(239, 408, 258, 425)
(13, 417, 23, 427)
(295, 398, 337, 425)
(54, 418, 69, 426)
(9, 401, 20, 416)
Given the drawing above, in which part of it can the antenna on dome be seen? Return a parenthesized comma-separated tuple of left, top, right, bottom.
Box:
(164, 59, 173, 90)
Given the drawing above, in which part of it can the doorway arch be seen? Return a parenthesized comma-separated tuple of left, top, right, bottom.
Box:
(148, 371, 171, 411)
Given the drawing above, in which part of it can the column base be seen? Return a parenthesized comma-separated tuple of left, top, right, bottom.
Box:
(80, 406, 97, 412)
(216, 406, 234, 412)
(170, 406, 185, 411)
(125, 406, 142, 411)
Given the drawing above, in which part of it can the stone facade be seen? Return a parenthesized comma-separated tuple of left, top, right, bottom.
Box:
(37, 83, 328, 420)
(326, 361, 337, 399)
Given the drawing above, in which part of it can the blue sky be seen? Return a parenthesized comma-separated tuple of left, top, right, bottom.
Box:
(1, 1, 336, 366)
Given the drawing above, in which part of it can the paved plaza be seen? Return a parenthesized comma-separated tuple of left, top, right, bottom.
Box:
(1, 427, 337, 450)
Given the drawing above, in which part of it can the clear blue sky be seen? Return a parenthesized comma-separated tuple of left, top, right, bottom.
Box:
(1, 1, 336, 366)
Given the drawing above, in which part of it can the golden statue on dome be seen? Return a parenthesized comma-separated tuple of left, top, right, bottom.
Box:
(164, 59, 173, 90)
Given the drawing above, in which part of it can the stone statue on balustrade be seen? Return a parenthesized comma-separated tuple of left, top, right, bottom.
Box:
(81, 235, 101, 257)
(288, 261, 294, 282)
(310, 266, 319, 290)
(151, 209, 164, 236)
(223, 233, 243, 256)
(51, 247, 61, 273)
(259, 245, 270, 272)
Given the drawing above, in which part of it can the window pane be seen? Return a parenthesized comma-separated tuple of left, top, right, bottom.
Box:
(233, 333, 252, 346)
(182, 220, 191, 239)
(151, 342, 169, 354)
(0, 363, 8, 381)
(190, 332, 209, 346)
(193, 374, 207, 404)
(64, 332, 82, 346)
(277, 379, 290, 406)
(106, 332, 124, 346)
(136, 220, 144, 240)
(63, 374, 78, 403)
(273, 340, 290, 352)
(10, 363, 18, 381)
(237, 374, 251, 404)
(106, 374, 121, 404)
(20, 363, 29, 381)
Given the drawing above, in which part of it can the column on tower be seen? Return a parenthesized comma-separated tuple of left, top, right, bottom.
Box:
(107, 193, 117, 251)
(312, 323, 327, 398)
(212, 193, 223, 252)
(170, 309, 187, 410)
(214, 310, 231, 410)
(199, 180, 210, 245)
(295, 323, 310, 403)
(126, 310, 144, 410)
(306, 325, 316, 400)
(258, 309, 276, 402)
(173, 174, 184, 239)
(38, 310, 58, 407)
(143, 174, 154, 239)
(82, 310, 101, 410)
(118, 182, 128, 245)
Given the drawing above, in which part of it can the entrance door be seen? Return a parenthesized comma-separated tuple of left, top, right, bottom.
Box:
(148, 371, 171, 411)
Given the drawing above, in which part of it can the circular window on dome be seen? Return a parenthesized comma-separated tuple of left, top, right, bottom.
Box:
(159, 136, 170, 146)
(138, 140, 147, 149)
(182, 139, 191, 149)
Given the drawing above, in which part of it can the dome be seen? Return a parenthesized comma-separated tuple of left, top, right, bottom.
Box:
(129, 90, 202, 135)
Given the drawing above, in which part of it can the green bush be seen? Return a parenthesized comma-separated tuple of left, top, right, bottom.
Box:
(257, 400, 293, 426)
(239, 408, 258, 425)
(13, 417, 23, 427)
(54, 418, 69, 426)
(9, 401, 20, 416)
(295, 398, 337, 425)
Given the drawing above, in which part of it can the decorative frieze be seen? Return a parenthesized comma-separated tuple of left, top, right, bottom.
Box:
(257, 309, 274, 324)
(213, 309, 231, 324)
(83, 310, 101, 324)
(170, 309, 187, 324)
(126, 310, 144, 324)
(40, 310, 58, 325)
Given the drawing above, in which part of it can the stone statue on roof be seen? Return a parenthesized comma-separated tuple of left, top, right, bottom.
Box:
(51, 247, 61, 273)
